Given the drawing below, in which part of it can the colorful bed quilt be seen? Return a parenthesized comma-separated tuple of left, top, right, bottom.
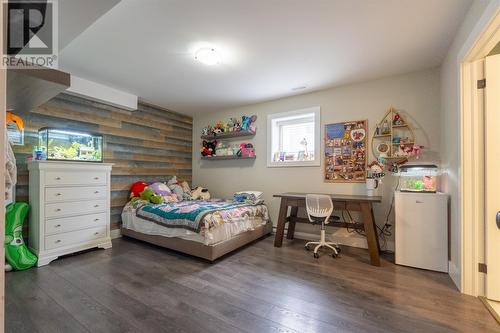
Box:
(135, 200, 268, 233)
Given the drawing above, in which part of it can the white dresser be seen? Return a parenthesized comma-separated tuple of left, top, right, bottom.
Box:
(28, 161, 113, 266)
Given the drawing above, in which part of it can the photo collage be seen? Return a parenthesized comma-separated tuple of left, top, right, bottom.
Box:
(324, 120, 367, 182)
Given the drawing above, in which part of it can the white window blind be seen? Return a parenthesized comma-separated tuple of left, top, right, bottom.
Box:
(267, 107, 320, 167)
(280, 122, 314, 153)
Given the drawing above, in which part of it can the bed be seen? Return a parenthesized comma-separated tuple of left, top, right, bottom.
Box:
(121, 199, 272, 261)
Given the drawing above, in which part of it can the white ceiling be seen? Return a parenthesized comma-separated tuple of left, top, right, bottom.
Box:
(59, 0, 472, 115)
(59, 0, 121, 50)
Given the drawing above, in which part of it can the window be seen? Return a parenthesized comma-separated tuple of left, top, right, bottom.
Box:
(267, 107, 320, 167)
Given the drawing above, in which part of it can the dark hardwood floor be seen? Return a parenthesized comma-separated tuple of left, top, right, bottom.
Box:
(6, 235, 498, 333)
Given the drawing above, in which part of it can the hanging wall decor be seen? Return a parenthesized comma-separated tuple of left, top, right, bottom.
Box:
(324, 120, 367, 183)
(371, 107, 417, 164)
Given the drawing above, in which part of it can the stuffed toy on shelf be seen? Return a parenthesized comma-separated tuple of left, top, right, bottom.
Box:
(201, 140, 217, 156)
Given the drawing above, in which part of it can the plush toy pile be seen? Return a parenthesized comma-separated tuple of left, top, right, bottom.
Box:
(129, 177, 210, 204)
(201, 115, 257, 137)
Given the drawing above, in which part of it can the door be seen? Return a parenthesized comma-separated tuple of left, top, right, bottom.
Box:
(485, 53, 500, 301)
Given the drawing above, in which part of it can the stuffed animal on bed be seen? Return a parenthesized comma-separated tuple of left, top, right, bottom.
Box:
(167, 176, 193, 201)
(147, 182, 178, 202)
(129, 181, 149, 198)
(191, 186, 211, 201)
(140, 188, 165, 204)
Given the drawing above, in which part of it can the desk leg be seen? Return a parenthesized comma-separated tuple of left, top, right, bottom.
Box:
(274, 197, 288, 247)
(360, 202, 381, 266)
(286, 206, 298, 239)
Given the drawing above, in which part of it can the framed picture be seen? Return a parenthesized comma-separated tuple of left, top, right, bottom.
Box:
(324, 120, 367, 183)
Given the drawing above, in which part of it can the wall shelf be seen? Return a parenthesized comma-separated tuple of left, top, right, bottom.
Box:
(201, 155, 256, 160)
(201, 129, 256, 140)
(371, 107, 416, 161)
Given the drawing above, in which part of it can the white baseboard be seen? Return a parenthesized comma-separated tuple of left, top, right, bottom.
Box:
(110, 228, 122, 239)
(448, 260, 461, 290)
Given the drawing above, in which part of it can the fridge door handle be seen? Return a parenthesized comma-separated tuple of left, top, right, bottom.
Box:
(496, 211, 500, 229)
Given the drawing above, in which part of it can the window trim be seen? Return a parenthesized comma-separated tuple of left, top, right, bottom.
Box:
(266, 106, 321, 168)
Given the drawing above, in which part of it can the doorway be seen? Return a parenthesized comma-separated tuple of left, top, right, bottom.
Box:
(460, 8, 500, 323)
(483, 50, 500, 321)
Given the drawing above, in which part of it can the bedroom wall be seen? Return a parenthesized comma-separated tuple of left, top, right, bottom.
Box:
(13, 93, 192, 232)
(192, 68, 441, 251)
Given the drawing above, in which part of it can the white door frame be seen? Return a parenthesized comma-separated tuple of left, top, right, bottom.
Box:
(0, 0, 5, 326)
(460, 6, 500, 296)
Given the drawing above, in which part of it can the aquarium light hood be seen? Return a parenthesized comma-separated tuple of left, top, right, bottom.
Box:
(49, 129, 93, 137)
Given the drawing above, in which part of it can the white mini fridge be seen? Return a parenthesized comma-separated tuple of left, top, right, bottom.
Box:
(395, 192, 448, 272)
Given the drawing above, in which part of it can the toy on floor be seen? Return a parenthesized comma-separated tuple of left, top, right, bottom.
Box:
(5, 202, 37, 270)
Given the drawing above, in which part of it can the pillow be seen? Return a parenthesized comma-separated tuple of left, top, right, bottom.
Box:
(148, 182, 172, 196)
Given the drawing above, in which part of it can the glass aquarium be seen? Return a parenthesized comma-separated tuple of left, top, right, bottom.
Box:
(38, 128, 103, 162)
(398, 164, 439, 193)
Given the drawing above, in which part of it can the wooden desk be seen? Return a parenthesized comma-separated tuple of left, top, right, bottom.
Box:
(273, 192, 382, 266)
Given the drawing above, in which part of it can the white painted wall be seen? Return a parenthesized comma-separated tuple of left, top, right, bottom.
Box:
(67, 76, 138, 111)
(192, 68, 441, 251)
(440, 0, 497, 290)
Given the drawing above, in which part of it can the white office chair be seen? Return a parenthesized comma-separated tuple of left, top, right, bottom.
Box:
(305, 194, 341, 258)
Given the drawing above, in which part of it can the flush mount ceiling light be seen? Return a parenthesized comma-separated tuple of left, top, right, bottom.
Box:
(194, 47, 221, 66)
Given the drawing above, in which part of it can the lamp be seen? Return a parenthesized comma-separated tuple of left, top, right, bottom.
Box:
(195, 48, 221, 66)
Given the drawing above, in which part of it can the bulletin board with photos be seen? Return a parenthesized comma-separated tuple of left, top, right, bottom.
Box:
(324, 120, 367, 183)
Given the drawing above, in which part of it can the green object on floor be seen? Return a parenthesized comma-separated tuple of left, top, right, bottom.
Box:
(5, 202, 37, 270)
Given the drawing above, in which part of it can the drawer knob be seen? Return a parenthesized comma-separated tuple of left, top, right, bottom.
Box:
(94, 191, 100, 194)
(55, 224, 61, 228)
(55, 240, 61, 243)
(55, 177, 61, 180)
(94, 177, 99, 180)
(56, 193, 62, 196)
(94, 218, 100, 222)
(94, 204, 99, 208)
(55, 208, 61, 212)
(94, 232, 99, 235)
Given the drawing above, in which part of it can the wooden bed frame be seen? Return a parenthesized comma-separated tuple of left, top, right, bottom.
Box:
(121, 221, 273, 262)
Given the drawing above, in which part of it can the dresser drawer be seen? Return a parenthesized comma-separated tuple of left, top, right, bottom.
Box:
(45, 171, 107, 186)
(45, 186, 107, 202)
(45, 213, 107, 235)
(45, 200, 106, 218)
(45, 225, 107, 251)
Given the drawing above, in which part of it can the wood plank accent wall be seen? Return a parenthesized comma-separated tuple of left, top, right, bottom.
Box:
(13, 93, 192, 231)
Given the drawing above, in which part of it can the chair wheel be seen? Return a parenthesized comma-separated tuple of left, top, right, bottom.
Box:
(335, 246, 341, 253)
(313, 252, 319, 259)
(305, 245, 310, 251)
(332, 252, 338, 258)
